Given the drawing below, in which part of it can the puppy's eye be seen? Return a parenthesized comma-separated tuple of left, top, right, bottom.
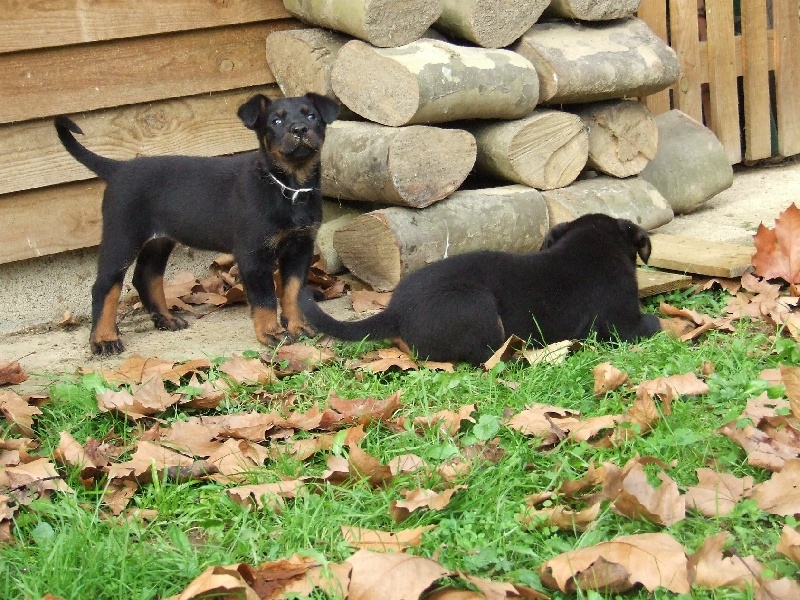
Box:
(307, 113, 317, 121)
(272, 117, 282, 125)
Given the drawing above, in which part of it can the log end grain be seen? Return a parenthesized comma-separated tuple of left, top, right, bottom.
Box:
(331, 40, 420, 126)
(333, 213, 401, 291)
(544, 0, 641, 21)
(436, 0, 549, 48)
(389, 127, 477, 207)
(265, 29, 349, 98)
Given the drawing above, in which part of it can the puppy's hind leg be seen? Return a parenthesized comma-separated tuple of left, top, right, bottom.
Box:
(91, 239, 141, 355)
(131, 238, 188, 331)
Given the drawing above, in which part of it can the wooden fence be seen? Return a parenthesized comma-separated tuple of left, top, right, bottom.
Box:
(0, 0, 295, 265)
(639, 0, 800, 164)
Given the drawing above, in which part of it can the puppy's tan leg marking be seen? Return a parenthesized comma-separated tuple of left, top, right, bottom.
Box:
(91, 283, 123, 351)
(252, 306, 285, 346)
(280, 276, 313, 337)
(392, 337, 413, 355)
(148, 275, 188, 331)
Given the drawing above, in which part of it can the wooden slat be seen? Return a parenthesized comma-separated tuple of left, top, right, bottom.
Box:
(0, 21, 294, 125)
(0, 181, 104, 264)
(0, 86, 279, 196)
(669, 0, 703, 122)
(637, 0, 672, 115)
(773, 0, 800, 157)
(696, 32, 776, 84)
(0, 0, 289, 54)
(704, 0, 742, 164)
(637, 268, 693, 298)
(646, 234, 754, 278)
(740, 0, 772, 162)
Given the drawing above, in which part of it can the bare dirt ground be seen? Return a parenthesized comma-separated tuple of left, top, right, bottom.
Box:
(2, 158, 799, 394)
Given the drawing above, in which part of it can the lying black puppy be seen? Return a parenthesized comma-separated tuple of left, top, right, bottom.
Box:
(55, 93, 339, 355)
(299, 213, 661, 365)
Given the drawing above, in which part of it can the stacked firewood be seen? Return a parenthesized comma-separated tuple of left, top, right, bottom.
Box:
(268, 0, 732, 291)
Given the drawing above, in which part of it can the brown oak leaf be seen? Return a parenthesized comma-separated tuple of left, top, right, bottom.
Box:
(752, 203, 800, 284)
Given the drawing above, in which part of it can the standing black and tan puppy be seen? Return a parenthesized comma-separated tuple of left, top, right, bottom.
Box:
(299, 213, 662, 365)
(55, 93, 339, 354)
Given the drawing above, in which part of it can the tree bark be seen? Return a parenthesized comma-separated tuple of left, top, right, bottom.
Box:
(282, 0, 443, 48)
(467, 109, 587, 190)
(321, 121, 476, 208)
(434, 0, 549, 48)
(514, 17, 680, 104)
(570, 99, 658, 178)
(542, 175, 674, 231)
(265, 29, 349, 100)
(639, 110, 733, 214)
(331, 38, 539, 126)
(317, 201, 365, 274)
(544, 0, 642, 21)
(333, 185, 549, 291)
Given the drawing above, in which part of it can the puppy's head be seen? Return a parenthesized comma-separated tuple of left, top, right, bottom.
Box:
(541, 214, 652, 264)
(238, 93, 339, 177)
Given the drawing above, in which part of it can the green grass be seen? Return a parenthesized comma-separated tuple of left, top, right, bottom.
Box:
(1, 288, 798, 599)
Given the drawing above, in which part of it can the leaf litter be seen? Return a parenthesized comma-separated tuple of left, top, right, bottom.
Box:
(7, 207, 800, 598)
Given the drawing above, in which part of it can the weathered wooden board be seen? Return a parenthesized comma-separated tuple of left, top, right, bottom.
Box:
(0, 0, 289, 54)
(705, 0, 741, 164)
(668, 0, 703, 122)
(0, 86, 278, 195)
(0, 21, 293, 125)
(0, 181, 105, 264)
(646, 233, 754, 278)
(740, 0, 772, 162)
(637, 0, 671, 116)
(773, 0, 800, 157)
(636, 268, 692, 298)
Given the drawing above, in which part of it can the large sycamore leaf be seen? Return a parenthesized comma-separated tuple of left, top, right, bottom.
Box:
(752, 458, 800, 515)
(687, 532, 763, 590)
(345, 549, 452, 600)
(776, 525, 800, 565)
(540, 532, 690, 594)
(341, 525, 435, 552)
(752, 203, 800, 283)
(684, 468, 753, 517)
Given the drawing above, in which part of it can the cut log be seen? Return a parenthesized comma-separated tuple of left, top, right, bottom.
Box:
(514, 17, 680, 104)
(467, 110, 587, 189)
(282, 0, 442, 48)
(317, 201, 366, 274)
(639, 110, 733, 214)
(331, 38, 539, 126)
(265, 29, 349, 100)
(333, 185, 549, 291)
(544, 0, 642, 21)
(542, 175, 674, 231)
(321, 121, 476, 208)
(570, 99, 658, 178)
(434, 0, 549, 48)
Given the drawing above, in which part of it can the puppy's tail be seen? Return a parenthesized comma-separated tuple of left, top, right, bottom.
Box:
(54, 116, 119, 179)
(298, 287, 397, 343)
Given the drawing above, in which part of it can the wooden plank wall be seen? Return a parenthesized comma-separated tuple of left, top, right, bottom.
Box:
(638, 0, 800, 165)
(0, 0, 297, 265)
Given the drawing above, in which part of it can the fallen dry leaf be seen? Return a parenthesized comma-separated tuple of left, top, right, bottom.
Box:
(219, 354, 275, 384)
(684, 468, 754, 517)
(389, 486, 466, 523)
(226, 479, 306, 511)
(687, 532, 762, 590)
(345, 549, 452, 600)
(520, 501, 601, 532)
(96, 376, 179, 420)
(593, 362, 629, 397)
(277, 561, 352, 599)
(0, 360, 27, 385)
(348, 445, 394, 487)
(755, 577, 800, 600)
(351, 290, 392, 312)
(781, 364, 800, 418)
(0, 390, 42, 435)
(264, 343, 336, 375)
(359, 348, 418, 373)
(341, 525, 435, 552)
(506, 404, 582, 447)
(776, 525, 800, 565)
(752, 203, 800, 284)
(751, 458, 800, 515)
(539, 532, 690, 594)
(411, 403, 476, 436)
(164, 563, 259, 600)
(607, 462, 685, 526)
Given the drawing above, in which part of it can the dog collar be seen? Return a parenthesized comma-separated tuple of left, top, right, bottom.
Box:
(267, 172, 314, 203)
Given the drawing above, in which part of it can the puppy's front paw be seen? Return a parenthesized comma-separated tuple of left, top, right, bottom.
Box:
(152, 313, 189, 331)
(91, 338, 125, 355)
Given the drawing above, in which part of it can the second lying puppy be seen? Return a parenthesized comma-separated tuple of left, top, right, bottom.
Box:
(299, 213, 662, 365)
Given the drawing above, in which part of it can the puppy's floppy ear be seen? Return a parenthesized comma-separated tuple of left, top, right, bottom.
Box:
(237, 94, 271, 130)
(542, 221, 572, 249)
(617, 218, 652, 263)
(306, 93, 340, 124)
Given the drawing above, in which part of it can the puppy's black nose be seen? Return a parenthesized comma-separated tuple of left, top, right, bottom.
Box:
(291, 124, 308, 136)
